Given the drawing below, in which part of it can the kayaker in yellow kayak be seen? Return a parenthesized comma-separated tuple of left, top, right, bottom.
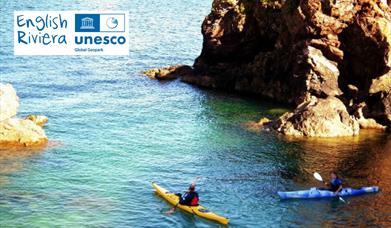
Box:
(166, 182, 199, 215)
(153, 182, 229, 224)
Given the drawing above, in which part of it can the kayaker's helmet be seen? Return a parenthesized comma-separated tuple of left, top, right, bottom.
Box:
(189, 183, 196, 192)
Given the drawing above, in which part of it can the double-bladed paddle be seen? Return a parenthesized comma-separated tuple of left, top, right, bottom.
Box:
(313, 172, 346, 203)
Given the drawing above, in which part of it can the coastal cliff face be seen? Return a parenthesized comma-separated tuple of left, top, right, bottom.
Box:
(179, 0, 391, 137)
(0, 83, 48, 146)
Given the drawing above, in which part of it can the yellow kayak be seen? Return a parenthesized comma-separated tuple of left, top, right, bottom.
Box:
(152, 182, 229, 225)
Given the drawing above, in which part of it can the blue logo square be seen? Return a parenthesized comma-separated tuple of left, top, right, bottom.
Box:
(75, 14, 100, 32)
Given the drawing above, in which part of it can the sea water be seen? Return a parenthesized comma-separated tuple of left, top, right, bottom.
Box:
(1, 0, 390, 227)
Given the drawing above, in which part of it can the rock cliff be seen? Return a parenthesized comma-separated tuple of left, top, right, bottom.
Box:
(143, 0, 391, 137)
(178, 0, 391, 137)
(0, 83, 48, 146)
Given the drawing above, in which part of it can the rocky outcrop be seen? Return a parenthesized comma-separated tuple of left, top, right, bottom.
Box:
(243, 117, 272, 132)
(274, 96, 359, 137)
(0, 84, 48, 146)
(0, 118, 48, 146)
(144, 0, 391, 136)
(0, 84, 19, 122)
(369, 73, 391, 94)
(354, 102, 387, 130)
(143, 65, 193, 80)
(176, 0, 391, 136)
(367, 91, 391, 126)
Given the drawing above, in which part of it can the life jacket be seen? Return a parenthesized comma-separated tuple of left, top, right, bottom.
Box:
(179, 191, 199, 206)
(190, 194, 199, 206)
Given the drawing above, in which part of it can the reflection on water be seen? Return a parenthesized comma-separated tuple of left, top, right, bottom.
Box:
(0, 141, 64, 186)
(0, 141, 64, 173)
(0, 145, 45, 174)
(281, 130, 391, 184)
(279, 130, 391, 227)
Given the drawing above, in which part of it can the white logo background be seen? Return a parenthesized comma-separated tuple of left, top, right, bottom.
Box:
(14, 11, 129, 56)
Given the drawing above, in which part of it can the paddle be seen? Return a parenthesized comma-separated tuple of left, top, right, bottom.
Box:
(313, 172, 346, 203)
(192, 176, 202, 185)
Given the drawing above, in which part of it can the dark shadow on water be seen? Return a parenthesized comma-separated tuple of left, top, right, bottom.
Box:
(186, 84, 391, 226)
(277, 130, 391, 227)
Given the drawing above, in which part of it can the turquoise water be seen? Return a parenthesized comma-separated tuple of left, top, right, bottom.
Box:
(1, 0, 391, 227)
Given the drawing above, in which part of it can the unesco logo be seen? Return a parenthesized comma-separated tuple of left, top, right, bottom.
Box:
(74, 13, 126, 45)
(75, 13, 125, 32)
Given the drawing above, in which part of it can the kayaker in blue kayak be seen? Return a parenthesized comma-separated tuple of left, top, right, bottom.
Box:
(166, 182, 199, 214)
(323, 172, 343, 194)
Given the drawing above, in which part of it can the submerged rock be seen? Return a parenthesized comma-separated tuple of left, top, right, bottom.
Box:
(274, 96, 359, 137)
(0, 83, 48, 146)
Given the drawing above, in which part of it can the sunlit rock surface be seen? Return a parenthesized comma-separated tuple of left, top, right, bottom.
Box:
(0, 83, 19, 122)
(0, 83, 48, 146)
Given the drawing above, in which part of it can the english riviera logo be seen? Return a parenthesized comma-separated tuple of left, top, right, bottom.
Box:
(14, 11, 129, 55)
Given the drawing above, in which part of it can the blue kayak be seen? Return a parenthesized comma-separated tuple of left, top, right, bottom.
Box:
(278, 186, 379, 199)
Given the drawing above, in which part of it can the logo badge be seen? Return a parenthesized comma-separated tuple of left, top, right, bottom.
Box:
(106, 17, 118, 29)
(14, 11, 129, 55)
(100, 14, 125, 32)
(75, 14, 100, 32)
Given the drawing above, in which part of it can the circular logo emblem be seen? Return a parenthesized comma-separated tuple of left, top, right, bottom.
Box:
(106, 17, 118, 29)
